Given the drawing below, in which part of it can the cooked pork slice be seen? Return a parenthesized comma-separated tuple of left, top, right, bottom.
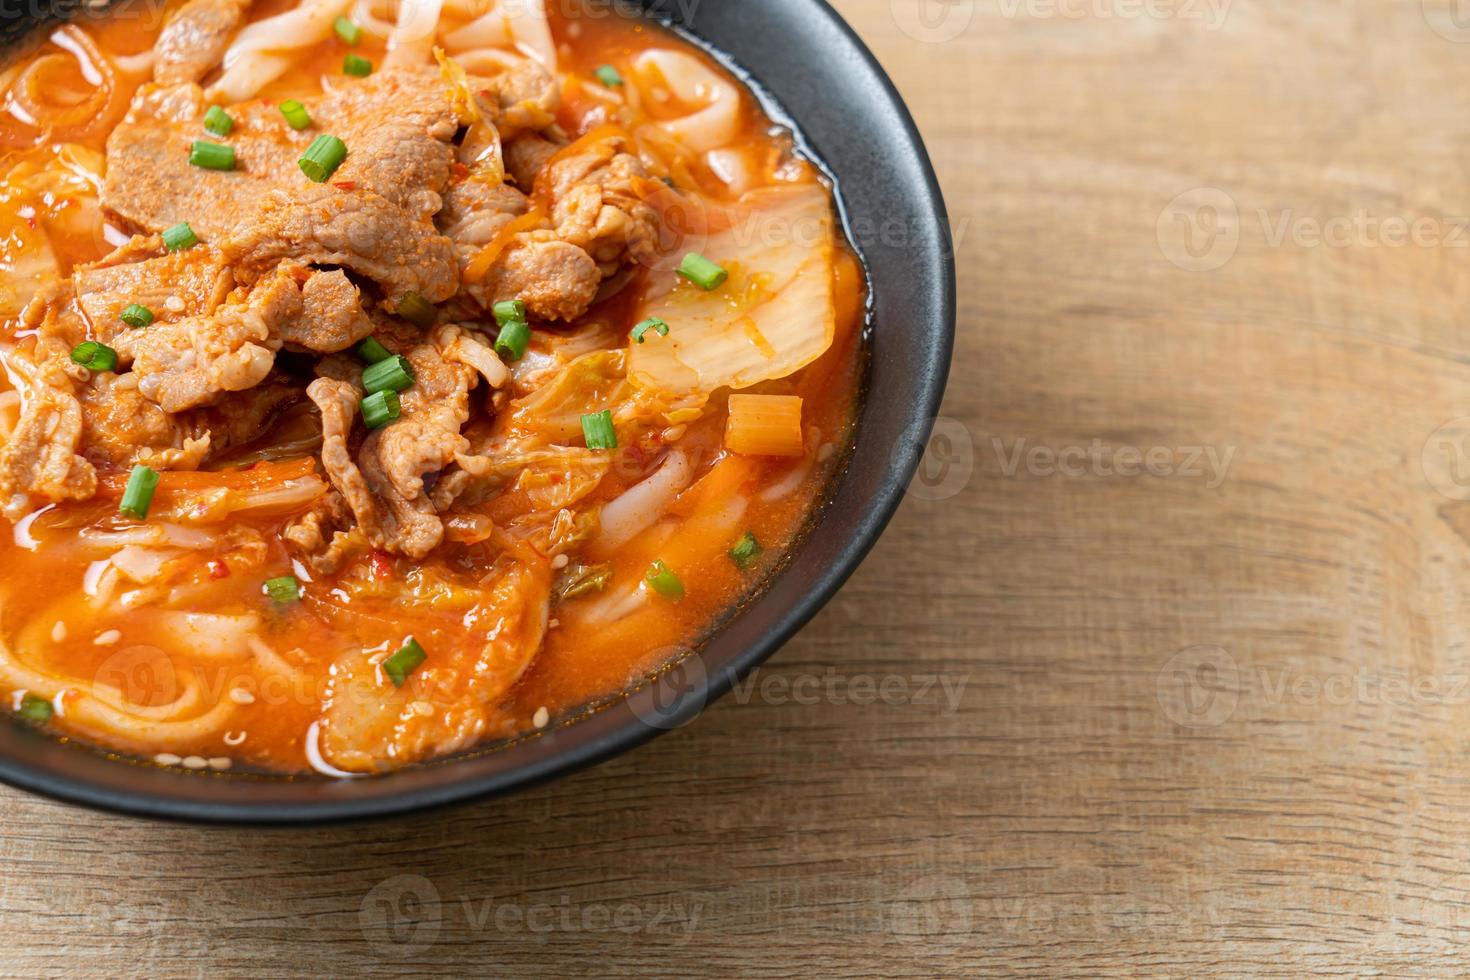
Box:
(225, 188, 459, 304)
(153, 0, 251, 86)
(474, 60, 559, 139)
(504, 133, 561, 189)
(484, 238, 601, 321)
(72, 238, 234, 341)
(248, 266, 376, 353)
(538, 132, 659, 269)
(437, 179, 529, 246)
(103, 69, 461, 240)
(114, 296, 280, 413)
(0, 377, 97, 519)
(307, 376, 443, 560)
(370, 337, 475, 502)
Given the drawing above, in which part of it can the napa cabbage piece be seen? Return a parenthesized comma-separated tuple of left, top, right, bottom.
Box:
(627, 183, 836, 398)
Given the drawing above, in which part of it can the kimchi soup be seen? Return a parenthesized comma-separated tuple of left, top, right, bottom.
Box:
(0, 0, 865, 774)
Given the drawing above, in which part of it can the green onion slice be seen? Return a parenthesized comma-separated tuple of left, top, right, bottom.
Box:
(298, 134, 347, 182)
(493, 318, 530, 361)
(554, 562, 613, 602)
(333, 15, 362, 45)
(645, 559, 685, 601)
(363, 355, 416, 394)
(631, 317, 670, 344)
(162, 222, 198, 251)
(189, 140, 235, 171)
(595, 64, 623, 87)
(17, 694, 52, 724)
(382, 637, 426, 687)
(729, 531, 763, 570)
(395, 291, 436, 328)
(203, 105, 234, 137)
(119, 465, 159, 520)
(677, 252, 728, 290)
(69, 341, 117, 373)
(342, 54, 373, 77)
(492, 299, 527, 326)
(279, 99, 312, 130)
(120, 304, 154, 328)
(356, 336, 392, 364)
(361, 389, 401, 429)
(263, 575, 301, 604)
(581, 410, 617, 450)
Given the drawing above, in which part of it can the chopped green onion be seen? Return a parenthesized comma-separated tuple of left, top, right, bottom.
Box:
(677, 252, 728, 290)
(595, 64, 623, 87)
(278, 99, 311, 130)
(729, 531, 763, 570)
(581, 410, 617, 450)
(356, 336, 392, 364)
(493, 318, 530, 361)
(119, 303, 154, 328)
(361, 389, 401, 429)
(342, 54, 373, 77)
(69, 341, 117, 373)
(363, 355, 415, 394)
(263, 575, 301, 604)
(16, 694, 52, 724)
(119, 465, 159, 519)
(492, 299, 527, 326)
(203, 105, 234, 137)
(395, 291, 436, 328)
(382, 637, 426, 687)
(333, 15, 362, 45)
(189, 139, 235, 171)
(631, 317, 669, 344)
(162, 221, 198, 251)
(645, 559, 684, 601)
(298, 134, 347, 182)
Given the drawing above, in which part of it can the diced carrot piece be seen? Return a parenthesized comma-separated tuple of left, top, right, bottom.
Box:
(724, 394, 804, 457)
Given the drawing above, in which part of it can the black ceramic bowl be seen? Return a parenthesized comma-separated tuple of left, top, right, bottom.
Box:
(0, 0, 954, 822)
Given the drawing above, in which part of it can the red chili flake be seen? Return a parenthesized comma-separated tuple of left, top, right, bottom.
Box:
(368, 550, 394, 580)
(478, 88, 492, 100)
(24, 216, 38, 229)
(208, 560, 231, 580)
(333, 180, 357, 191)
(449, 162, 469, 181)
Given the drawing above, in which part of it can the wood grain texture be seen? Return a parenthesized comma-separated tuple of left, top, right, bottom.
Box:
(8, 0, 1470, 975)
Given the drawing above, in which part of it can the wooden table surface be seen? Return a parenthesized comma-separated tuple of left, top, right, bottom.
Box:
(12, 0, 1470, 974)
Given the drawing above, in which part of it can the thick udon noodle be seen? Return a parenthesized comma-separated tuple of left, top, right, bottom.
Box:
(0, 0, 864, 773)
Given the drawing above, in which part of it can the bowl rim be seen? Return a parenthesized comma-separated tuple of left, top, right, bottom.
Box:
(0, 0, 956, 824)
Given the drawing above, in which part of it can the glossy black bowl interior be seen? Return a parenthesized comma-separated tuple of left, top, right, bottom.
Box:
(0, 0, 955, 822)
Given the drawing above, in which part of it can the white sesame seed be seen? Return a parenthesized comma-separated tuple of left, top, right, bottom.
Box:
(164, 295, 185, 313)
(50, 621, 66, 643)
(154, 753, 182, 766)
(229, 688, 255, 705)
(411, 701, 434, 717)
(181, 755, 207, 770)
(532, 706, 549, 729)
(207, 757, 232, 771)
(547, 618, 560, 630)
(93, 629, 121, 646)
(551, 554, 569, 570)
(223, 730, 247, 746)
